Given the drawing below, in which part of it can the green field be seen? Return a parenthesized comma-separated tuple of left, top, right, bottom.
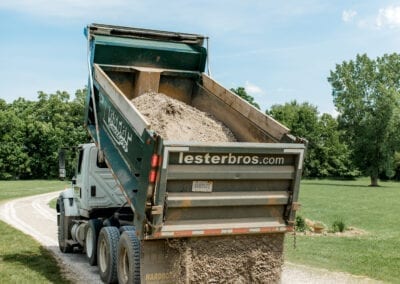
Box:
(285, 178, 400, 283)
(0, 180, 69, 201)
(0, 180, 70, 283)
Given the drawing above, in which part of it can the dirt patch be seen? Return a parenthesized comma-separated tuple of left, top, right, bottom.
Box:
(296, 227, 367, 237)
(132, 92, 236, 142)
(167, 234, 285, 283)
(300, 218, 367, 237)
(333, 227, 367, 237)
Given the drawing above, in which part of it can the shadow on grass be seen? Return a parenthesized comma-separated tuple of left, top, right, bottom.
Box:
(303, 177, 397, 188)
(303, 181, 372, 188)
(2, 246, 70, 283)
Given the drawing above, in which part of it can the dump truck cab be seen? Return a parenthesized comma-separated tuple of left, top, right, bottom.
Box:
(73, 143, 125, 217)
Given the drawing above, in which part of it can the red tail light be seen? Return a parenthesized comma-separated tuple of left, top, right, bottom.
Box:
(151, 154, 159, 168)
(149, 169, 157, 183)
(149, 154, 161, 183)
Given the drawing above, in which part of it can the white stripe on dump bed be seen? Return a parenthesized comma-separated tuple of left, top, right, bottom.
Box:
(284, 148, 305, 170)
(162, 146, 189, 169)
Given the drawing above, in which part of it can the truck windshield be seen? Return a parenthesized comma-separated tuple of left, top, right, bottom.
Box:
(77, 149, 84, 174)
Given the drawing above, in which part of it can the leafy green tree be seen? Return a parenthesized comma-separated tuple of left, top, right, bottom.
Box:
(317, 114, 359, 177)
(328, 53, 400, 186)
(268, 101, 356, 178)
(230, 87, 260, 109)
(0, 89, 89, 180)
(0, 100, 30, 179)
(27, 89, 89, 178)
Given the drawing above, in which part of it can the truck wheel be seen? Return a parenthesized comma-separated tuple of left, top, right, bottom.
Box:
(58, 199, 72, 253)
(119, 226, 135, 233)
(117, 231, 141, 284)
(98, 226, 120, 284)
(85, 219, 103, 266)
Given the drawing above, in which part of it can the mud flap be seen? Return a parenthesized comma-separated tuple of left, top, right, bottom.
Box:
(141, 240, 180, 283)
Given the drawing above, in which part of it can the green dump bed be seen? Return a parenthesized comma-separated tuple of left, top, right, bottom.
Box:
(84, 24, 306, 240)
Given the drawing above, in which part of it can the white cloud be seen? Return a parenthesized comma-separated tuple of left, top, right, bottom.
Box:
(376, 6, 400, 28)
(342, 9, 357, 22)
(245, 81, 263, 95)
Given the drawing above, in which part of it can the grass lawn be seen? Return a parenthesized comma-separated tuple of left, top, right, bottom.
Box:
(0, 180, 70, 283)
(285, 177, 400, 283)
(48, 197, 58, 209)
(0, 180, 68, 201)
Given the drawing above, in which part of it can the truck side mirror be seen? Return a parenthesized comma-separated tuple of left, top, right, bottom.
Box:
(59, 149, 66, 180)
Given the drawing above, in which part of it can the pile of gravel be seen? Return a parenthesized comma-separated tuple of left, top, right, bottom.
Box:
(168, 234, 284, 283)
(132, 92, 236, 142)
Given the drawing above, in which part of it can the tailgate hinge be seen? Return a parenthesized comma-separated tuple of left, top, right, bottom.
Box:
(151, 205, 163, 215)
(284, 194, 301, 224)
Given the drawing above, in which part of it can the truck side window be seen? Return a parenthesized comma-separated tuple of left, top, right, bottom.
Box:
(97, 154, 108, 169)
(77, 149, 84, 174)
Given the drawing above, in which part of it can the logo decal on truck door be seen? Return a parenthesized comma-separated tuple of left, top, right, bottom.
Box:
(103, 107, 133, 153)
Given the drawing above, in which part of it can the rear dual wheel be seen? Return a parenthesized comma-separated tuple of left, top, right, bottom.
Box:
(98, 226, 120, 283)
(117, 231, 141, 284)
(95, 225, 140, 283)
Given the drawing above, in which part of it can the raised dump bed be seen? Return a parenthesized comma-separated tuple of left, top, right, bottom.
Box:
(90, 62, 304, 239)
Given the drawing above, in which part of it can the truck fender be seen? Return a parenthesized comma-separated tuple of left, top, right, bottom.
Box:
(57, 188, 80, 217)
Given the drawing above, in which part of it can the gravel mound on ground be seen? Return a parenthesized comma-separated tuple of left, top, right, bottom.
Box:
(168, 234, 284, 283)
(132, 92, 236, 142)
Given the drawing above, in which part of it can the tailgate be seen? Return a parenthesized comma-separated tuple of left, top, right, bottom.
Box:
(147, 142, 305, 239)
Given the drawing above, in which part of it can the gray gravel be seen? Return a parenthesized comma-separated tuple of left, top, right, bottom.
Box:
(282, 262, 383, 284)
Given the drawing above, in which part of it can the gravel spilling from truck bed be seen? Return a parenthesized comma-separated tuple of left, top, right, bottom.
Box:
(133, 92, 285, 283)
(168, 234, 284, 283)
(132, 92, 236, 142)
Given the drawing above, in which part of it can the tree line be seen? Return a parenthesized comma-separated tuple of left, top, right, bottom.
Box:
(1, 53, 399, 185)
(246, 53, 400, 185)
(0, 89, 89, 179)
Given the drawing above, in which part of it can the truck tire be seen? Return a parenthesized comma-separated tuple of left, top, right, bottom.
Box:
(119, 226, 135, 233)
(117, 231, 141, 284)
(98, 226, 120, 284)
(85, 219, 103, 266)
(58, 199, 73, 253)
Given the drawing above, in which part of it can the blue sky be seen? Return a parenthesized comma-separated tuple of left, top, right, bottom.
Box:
(1, 1, 400, 115)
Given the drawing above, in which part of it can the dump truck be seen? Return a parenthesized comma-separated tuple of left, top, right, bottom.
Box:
(56, 23, 306, 283)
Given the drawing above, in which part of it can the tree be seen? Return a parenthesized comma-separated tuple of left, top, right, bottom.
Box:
(0, 89, 89, 180)
(268, 101, 356, 178)
(394, 152, 400, 181)
(25, 89, 89, 178)
(317, 113, 359, 178)
(230, 87, 260, 109)
(0, 100, 30, 179)
(328, 53, 400, 186)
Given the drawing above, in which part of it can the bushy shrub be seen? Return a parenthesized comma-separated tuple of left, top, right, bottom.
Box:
(295, 215, 308, 232)
(331, 218, 346, 233)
